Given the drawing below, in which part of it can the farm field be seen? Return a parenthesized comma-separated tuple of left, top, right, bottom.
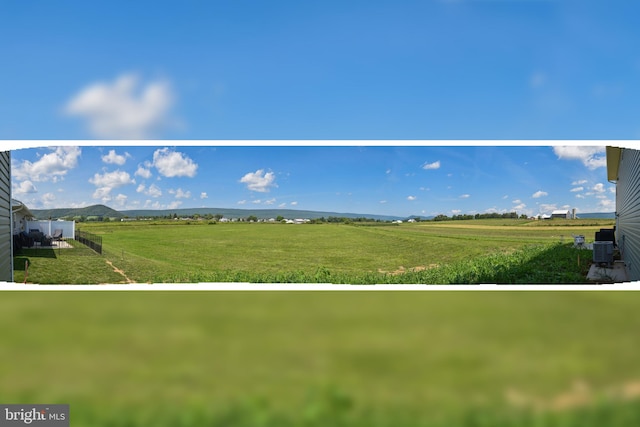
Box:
(2, 291, 640, 426)
(12, 219, 615, 284)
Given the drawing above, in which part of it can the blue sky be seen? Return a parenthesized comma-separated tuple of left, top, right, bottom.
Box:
(10, 144, 616, 217)
(1, 1, 639, 139)
(1, 1, 635, 215)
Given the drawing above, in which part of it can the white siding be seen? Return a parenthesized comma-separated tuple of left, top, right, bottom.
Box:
(0, 151, 12, 282)
(615, 148, 640, 281)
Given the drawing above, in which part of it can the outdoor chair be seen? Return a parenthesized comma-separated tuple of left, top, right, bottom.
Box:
(51, 229, 63, 241)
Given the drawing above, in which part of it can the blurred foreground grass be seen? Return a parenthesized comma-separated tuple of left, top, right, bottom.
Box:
(1, 291, 639, 425)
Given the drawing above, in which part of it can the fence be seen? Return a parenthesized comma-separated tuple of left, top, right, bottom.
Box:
(26, 220, 75, 239)
(75, 230, 103, 254)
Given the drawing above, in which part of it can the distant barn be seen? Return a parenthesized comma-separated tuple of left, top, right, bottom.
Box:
(551, 209, 571, 219)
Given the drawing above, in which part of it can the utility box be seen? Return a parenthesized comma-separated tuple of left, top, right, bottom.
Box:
(593, 241, 614, 265)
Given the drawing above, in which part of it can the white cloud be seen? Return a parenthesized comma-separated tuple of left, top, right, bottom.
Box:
(459, 194, 470, 199)
(65, 74, 175, 139)
(422, 160, 441, 170)
(278, 203, 287, 208)
(136, 184, 146, 193)
(553, 146, 606, 170)
(169, 188, 191, 199)
(13, 180, 37, 194)
(539, 204, 557, 213)
(135, 166, 152, 179)
(153, 148, 198, 177)
(101, 149, 130, 165)
(379, 200, 388, 204)
(570, 186, 584, 192)
(42, 192, 56, 207)
(451, 209, 462, 215)
(576, 194, 586, 199)
(252, 199, 262, 204)
(291, 201, 298, 206)
(513, 203, 527, 211)
(407, 195, 417, 201)
(92, 187, 112, 202)
(593, 183, 606, 193)
(146, 184, 162, 198)
(598, 198, 615, 211)
(237, 200, 247, 205)
(167, 201, 183, 210)
(89, 170, 134, 189)
(239, 169, 277, 192)
(115, 193, 128, 207)
(200, 192, 208, 199)
(532, 190, 548, 198)
(572, 179, 588, 185)
(264, 198, 276, 205)
(12, 146, 81, 182)
(512, 199, 522, 204)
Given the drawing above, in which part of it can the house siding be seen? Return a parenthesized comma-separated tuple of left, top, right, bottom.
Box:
(614, 147, 640, 281)
(0, 151, 12, 282)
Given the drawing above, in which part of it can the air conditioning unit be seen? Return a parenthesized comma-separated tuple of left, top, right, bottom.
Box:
(593, 241, 614, 265)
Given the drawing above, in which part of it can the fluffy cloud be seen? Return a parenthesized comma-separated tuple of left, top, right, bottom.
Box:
(240, 169, 277, 192)
(532, 190, 548, 198)
(407, 195, 417, 201)
(89, 170, 134, 202)
(422, 160, 441, 170)
(65, 74, 175, 139)
(539, 204, 557, 213)
(570, 186, 584, 192)
(102, 149, 130, 165)
(593, 183, 606, 193)
(89, 170, 134, 189)
(153, 148, 198, 177)
(572, 179, 588, 185)
(13, 180, 37, 194)
(169, 188, 191, 199)
(264, 198, 276, 205)
(200, 192, 208, 199)
(135, 165, 153, 179)
(12, 146, 81, 182)
(459, 194, 470, 199)
(146, 184, 162, 198)
(115, 194, 128, 207)
(553, 146, 606, 170)
(290, 201, 298, 206)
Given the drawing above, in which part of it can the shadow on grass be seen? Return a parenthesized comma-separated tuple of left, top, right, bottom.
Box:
(429, 243, 593, 285)
(14, 248, 58, 259)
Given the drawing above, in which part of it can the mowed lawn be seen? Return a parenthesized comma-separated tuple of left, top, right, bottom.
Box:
(68, 220, 611, 283)
(1, 291, 640, 425)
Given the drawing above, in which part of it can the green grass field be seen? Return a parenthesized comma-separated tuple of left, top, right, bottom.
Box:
(12, 219, 614, 284)
(2, 291, 640, 426)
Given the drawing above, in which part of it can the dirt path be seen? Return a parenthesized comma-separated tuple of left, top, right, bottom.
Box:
(105, 260, 136, 284)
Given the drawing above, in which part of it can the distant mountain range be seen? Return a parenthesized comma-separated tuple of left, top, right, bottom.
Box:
(29, 204, 615, 221)
(30, 204, 405, 221)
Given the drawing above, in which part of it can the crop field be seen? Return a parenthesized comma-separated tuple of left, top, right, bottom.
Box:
(2, 291, 640, 426)
(11, 219, 616, 284)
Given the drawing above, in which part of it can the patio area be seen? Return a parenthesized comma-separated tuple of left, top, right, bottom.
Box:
(32, 239, 73, 250)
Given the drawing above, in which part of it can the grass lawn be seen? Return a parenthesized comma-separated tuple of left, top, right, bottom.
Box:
(1, 291, 640, 425)
(9, 219, 615, 284)
(39, 219, 612, 284)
